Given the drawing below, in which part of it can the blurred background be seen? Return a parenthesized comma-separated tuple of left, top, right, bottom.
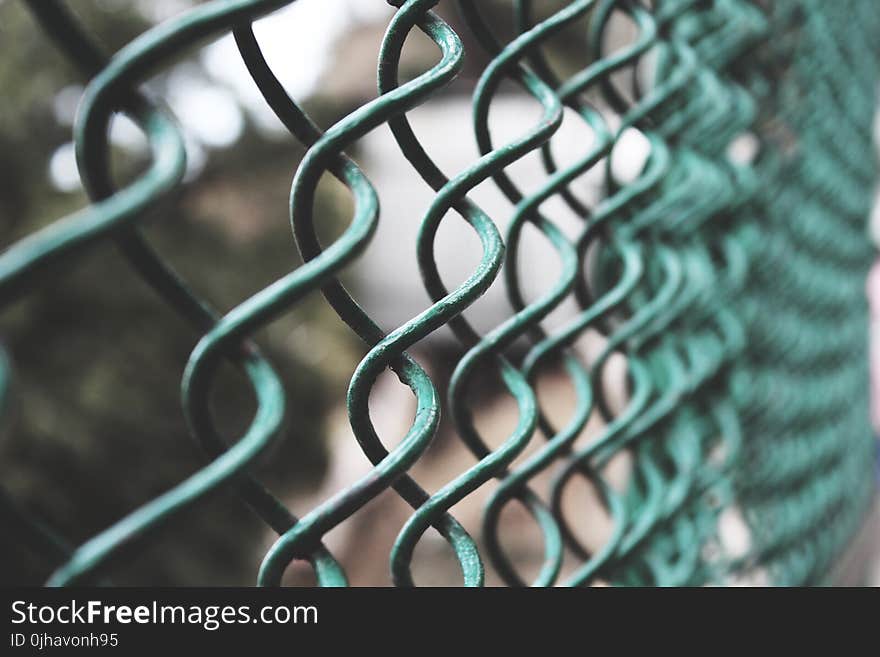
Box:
(0, 0, 877, 586)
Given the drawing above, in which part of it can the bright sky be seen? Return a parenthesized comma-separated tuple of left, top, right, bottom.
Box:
(48, 0, 392, 191)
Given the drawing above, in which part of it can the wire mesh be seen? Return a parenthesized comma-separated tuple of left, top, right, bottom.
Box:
(1, 0, 878, 586)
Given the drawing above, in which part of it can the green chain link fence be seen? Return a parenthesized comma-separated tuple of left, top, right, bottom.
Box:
(2, 0, 878, 586)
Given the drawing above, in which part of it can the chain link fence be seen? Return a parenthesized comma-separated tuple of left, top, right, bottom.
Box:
(1, 0, 878, 586)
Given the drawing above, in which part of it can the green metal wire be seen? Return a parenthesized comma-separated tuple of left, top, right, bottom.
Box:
(2, 0, 878, 586)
